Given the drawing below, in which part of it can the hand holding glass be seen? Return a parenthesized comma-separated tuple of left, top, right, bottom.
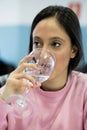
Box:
(6, 48, 55, 118)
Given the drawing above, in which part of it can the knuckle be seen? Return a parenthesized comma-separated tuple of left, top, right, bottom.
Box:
(22, 63, 26, 68)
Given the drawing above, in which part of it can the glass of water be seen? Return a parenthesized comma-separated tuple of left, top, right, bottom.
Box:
(6, 48, 55, 118)
(25, 48, 55, 83)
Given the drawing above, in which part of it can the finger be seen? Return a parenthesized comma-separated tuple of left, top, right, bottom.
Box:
(12, 73, 36, 84)
(14, 63, 39, 73)
(19, 54, 34, 65)
(6, 76, 34, 92)
(6, 78, 29, 94)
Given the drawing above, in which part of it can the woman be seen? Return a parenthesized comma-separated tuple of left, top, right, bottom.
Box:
(0, 5, 87, 130)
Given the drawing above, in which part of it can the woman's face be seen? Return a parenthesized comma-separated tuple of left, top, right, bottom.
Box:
(32, 17, 77, 82)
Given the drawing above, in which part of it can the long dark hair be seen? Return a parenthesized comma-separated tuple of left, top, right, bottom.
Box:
(29, 5, 83, 73)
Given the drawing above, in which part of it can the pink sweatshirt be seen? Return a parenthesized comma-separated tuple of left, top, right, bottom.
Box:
(0, 71, 87, 130)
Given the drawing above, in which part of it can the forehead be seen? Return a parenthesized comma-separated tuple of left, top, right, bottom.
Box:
(33, 17, 63, 33)
(33, 17, 71, 42)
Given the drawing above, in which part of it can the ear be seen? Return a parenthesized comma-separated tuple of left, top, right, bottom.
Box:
(70, 45, 78, 59)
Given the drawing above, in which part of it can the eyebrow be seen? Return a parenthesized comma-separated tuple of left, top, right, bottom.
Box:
(33, 36, 65, 43)
(50, 37, 65, 43)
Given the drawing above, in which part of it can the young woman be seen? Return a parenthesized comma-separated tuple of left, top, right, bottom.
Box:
(0, 5, 87, 130)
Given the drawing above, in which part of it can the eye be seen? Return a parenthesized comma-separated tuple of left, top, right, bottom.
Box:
(33, 41, 42, 48)
(52, 42, 61, 48)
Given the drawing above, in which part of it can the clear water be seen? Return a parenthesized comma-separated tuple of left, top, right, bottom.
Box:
(31, 74, 49, 83)
(26, 70, 49, 83)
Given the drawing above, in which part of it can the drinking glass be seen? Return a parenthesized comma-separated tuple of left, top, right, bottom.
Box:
(6, 48, 55, 118)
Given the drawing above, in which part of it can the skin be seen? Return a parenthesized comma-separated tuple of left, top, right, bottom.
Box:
(1, 17, 77, 100)
(33, 17, 77, 91)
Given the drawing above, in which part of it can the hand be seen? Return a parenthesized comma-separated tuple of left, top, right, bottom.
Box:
(1, 55, 41, 100)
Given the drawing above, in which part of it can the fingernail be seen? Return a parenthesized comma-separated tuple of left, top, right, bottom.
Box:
(35, 82, 41, 86)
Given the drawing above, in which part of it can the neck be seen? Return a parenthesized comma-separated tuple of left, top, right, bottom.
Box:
(41, 73, 68, 91)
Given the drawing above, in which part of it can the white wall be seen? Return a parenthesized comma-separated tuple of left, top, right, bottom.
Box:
(0, 0, 87, 25)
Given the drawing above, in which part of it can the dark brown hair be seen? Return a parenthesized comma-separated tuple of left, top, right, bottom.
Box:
(29, 5, 83, 73)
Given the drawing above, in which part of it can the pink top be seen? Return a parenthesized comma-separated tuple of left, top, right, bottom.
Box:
(0, 71, 87, 130)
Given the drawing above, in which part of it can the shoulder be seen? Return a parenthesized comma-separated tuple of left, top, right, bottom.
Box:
(70, 70, 87, 93)
(71, 70, 87, 82)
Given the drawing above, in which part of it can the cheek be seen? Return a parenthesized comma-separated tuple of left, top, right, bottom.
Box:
(56, 52, 70, 66)
(50, 51, 71, 77)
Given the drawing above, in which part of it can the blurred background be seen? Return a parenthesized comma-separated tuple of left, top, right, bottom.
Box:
(0, 0, 87, 75)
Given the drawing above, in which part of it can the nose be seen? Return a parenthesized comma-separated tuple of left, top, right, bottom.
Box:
(41, 45, 49, 52)
(40, 48, 49, 57)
